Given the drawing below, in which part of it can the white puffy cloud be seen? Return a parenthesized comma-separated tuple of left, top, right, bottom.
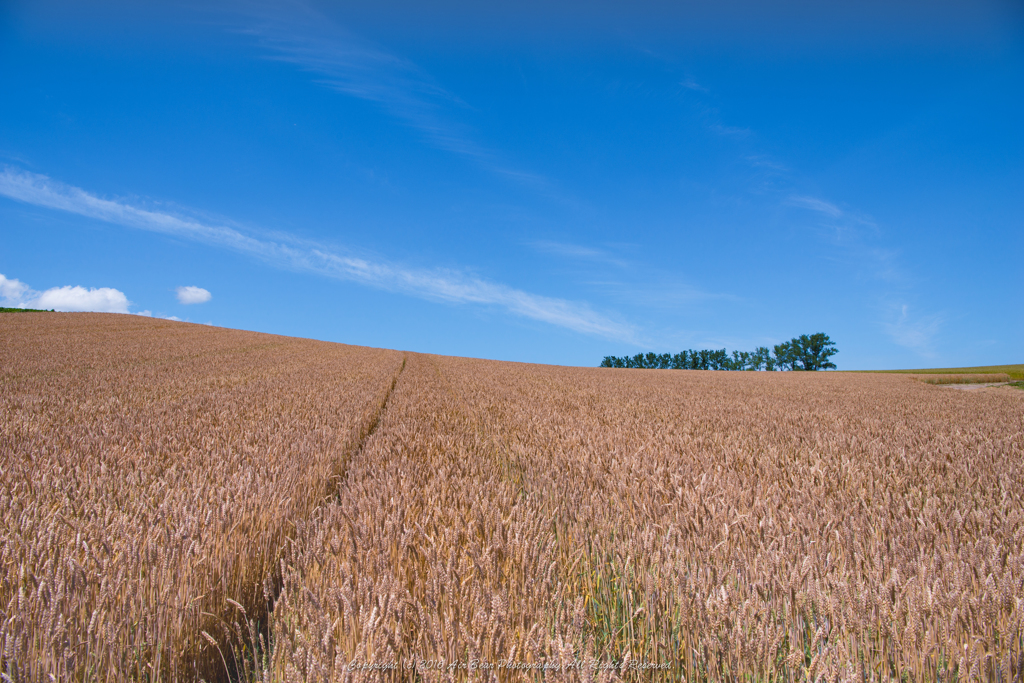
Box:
(175, 286, 212, 304)
(0, 273, 131, 313)
(0, 274, 31, 306)
(35, 285, 130, 313)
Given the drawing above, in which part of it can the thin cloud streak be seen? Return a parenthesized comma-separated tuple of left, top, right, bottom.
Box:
(882, 303, 944, 356)
(589, 279, 741, 309)
(0, 166, 272, 254)
(785, 193, 902, 282)
(530, 240, 632, 269)
(787, 195, 843, 218)
(683, 78, 937, 356)
(679, 77, 707, 92)
(0, 166, 635, 341)
(709, 123, 751, 139)
(235, 2, 542, 183)
(528, 241, 737, 321)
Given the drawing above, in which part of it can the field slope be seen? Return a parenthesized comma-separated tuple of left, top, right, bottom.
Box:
(2, 314, 1023, 682)
(867, 363, 1024, 379)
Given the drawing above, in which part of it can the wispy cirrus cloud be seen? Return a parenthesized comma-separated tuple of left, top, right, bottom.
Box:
(709, 123, 751, 139)
(882, 303, 944, 356)
(786, 194, 844, 219)
(528, 240, 736, 318)
(745, 154, 789, 172)
(233, 2, 544, 186)
(679, 77, 707, 92)
(0, 166, 635, 341)
(787, 192, 947, 355)
(787, 193, 888, 248)
(673, 74, 941, 356)
(590, 278, 740, 309)
(242, 8, 479, 155)
(529, 240, 632, 269)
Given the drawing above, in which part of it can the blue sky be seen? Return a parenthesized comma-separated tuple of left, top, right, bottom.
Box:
(1, 1, 1021, 369)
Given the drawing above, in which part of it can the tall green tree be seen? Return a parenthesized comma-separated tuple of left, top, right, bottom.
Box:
(772, 341, 796, 370)
(751, 346, 773, 371)
(793, 333, 838, 371)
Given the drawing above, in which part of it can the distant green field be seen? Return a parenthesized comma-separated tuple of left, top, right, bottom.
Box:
(865, 364, 1024, 380)
(0, 307, 55, 313)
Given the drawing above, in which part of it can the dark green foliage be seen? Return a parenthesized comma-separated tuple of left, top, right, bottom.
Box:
(0, 307, 55, 313)
(773, 341, 797, 371)
(751, 346, 774, 371)
(601, 333, 838, 371)
(793, 333, 839, 371)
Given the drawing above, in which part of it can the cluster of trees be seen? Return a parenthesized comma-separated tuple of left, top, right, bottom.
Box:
(600, 333, 838, 371)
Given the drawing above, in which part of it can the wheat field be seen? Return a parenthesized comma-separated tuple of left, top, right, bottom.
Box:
(911, 374, 1012, 385)
(2, 314, 1022, 682)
